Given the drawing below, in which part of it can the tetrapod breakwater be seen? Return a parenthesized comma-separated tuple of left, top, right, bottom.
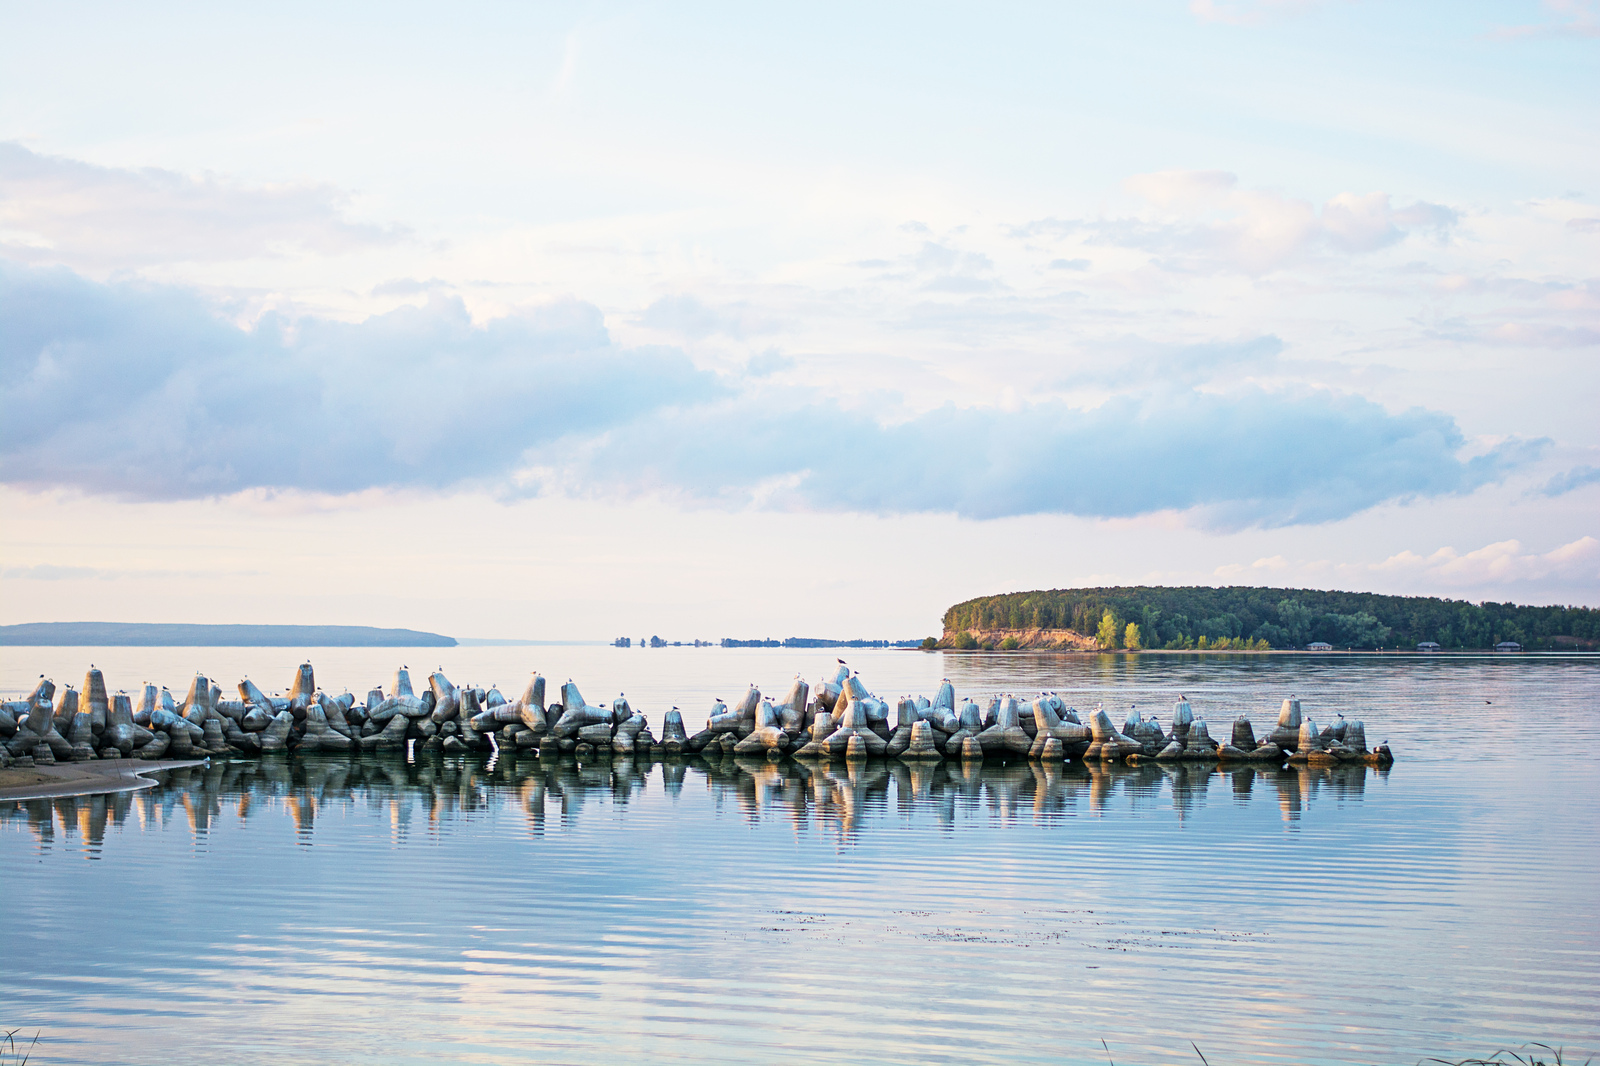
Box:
(1, 660, 1394, 770)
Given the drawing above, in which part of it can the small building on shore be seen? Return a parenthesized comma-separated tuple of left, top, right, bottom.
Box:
(1307, 641, 1334, 651)
(1495, 641, 1523, 652)
(1417, 641, 1441, 652)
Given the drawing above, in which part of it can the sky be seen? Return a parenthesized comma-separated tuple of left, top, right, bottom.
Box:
(1, 0, 1597, 640)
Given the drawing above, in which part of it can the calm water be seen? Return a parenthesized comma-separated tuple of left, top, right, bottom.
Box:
(2, 648, 1597, 1066)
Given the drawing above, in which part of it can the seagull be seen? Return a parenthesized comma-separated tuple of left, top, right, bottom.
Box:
(838, 658, 847, 665)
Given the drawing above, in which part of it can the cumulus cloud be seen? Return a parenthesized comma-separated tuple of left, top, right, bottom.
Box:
(0, 142, 404, 270)
(1015, 171, 1459, 274)
(0, 262, 1542, 526)
(1372, 536, 1600, 587)
(536, 382, 1539, 528)
(1539, 464, 1600, 496)
(0, 261, 720, 498)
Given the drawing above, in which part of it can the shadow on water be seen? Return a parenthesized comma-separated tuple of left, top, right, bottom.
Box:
(0, 750, 1388, 853)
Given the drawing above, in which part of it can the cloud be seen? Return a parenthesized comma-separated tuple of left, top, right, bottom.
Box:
(1539, 464, 1600, 496)
(536, 382, 1541, 528)
(745, 348, 795, 377)
(0, 142, 405, 271)
(1492, 0, 1600, 38)
(1430, 320, 1600, 348)
(1189, 0, 1325, 26)
(1015, 172, 1459, 274)
(637, 294, 748, 339)
(1058, 334, 1285, 389)
(1372, 536, 1600, 586)
(1, 262, 1543, 527)
(0, 261, 721, 498)
(1048, 258, 1091, 271)
(1213, 554, 1290, 578)
(371, 277, 450, 297)
(0, 564, 259, 581)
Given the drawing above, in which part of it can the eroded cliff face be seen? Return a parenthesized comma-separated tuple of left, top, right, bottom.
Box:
(938, 627, 1099, 650)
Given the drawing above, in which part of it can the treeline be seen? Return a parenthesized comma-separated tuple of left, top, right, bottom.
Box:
(941, 586, 1600, 650)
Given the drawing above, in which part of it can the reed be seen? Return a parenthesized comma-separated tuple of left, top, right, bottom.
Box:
(1, 1029, 38, 1066)
(1428, 1046, 1589, 1066)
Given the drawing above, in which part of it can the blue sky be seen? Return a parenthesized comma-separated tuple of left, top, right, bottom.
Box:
(1, 0, 1597, 637)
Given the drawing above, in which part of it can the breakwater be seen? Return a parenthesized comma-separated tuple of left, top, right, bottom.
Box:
(0, 661, 1393, 770)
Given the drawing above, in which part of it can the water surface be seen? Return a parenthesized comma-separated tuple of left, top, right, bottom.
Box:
(3, 649, 1596, 1065)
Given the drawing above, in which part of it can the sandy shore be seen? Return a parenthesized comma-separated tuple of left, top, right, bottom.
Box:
(0, 758, 209, 801)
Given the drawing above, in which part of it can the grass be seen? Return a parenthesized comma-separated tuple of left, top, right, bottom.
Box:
(1428, 1047, 1590, 1066)
(1, 1030, 37, 1066)
(1096, 1041, 1589, 1066)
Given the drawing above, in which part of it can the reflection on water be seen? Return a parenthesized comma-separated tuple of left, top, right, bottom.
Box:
(1, 753, 1390, 853)
(3, 655, 1596, 1066)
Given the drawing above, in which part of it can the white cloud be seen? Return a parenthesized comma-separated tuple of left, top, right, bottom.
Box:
(1087, 170, 1461, 274)
(1372, 536, 1600, 587)
(1189, 0, 1326, 26)
(0, 142, 404, 272)
(0, 261, 1544, 526)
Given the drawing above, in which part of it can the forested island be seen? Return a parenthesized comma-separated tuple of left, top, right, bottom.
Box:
(0, 623, 457, 647)
(938, 586, 1599, 651)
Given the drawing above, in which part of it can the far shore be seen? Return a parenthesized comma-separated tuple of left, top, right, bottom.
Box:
(914, 646, 1597, 655)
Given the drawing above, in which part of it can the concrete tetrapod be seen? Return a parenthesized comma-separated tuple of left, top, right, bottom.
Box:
(659, 709, 688, 753)
(1183, 719, 1218, 758)
(792, 709, 837, 758)
(820, 695, 887, 757)
(971, 697, 1029, 755)
(1268, 698, 1302, 751)
(902, 719, 943, 761)
(1032, 697, 1093, 753)
(1085, 707, 1143, 761)
(429, 671, 460, 723)
(69, 710, 97, 761)
(83, 668, 110, 737)
(734, 699, 789, 756)
(1170, 699, 1194, 746)
(886, 698, 919, 757)
(774, 678, 809, 736)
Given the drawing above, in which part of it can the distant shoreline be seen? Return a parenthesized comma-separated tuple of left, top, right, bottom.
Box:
(0, 622, 456, 647)
(910, 646, 1596, 655)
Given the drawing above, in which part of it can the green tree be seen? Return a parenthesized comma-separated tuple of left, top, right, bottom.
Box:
(953, 631, 979, 650)
(998, 636, 1020, 650)
(920, 637, 938, 651)
(1096, 609, 1122, 649)
(1124, 622, 1142, 651)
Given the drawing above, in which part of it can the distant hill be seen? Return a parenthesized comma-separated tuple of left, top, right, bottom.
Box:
(0, 622, 457, 647)
(941, 586, 1599, 651)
